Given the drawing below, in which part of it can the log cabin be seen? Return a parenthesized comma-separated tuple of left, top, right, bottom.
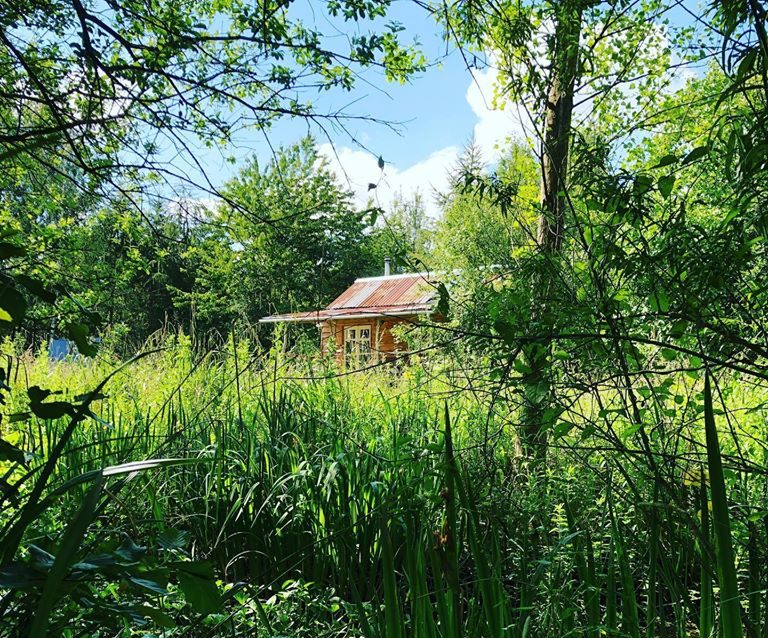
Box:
(259, 261, 438, 366)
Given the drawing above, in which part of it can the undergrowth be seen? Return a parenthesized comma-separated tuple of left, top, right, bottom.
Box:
(0, 335, 766, 637)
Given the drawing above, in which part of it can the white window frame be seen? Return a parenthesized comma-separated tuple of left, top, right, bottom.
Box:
(344, 324, 372, 366)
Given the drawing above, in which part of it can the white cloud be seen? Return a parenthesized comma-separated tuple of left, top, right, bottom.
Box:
(319, 63, 534, 220)
(465, 64, 534, 162)
(318, 143, 460, 219)
(320, 19, 696, 219)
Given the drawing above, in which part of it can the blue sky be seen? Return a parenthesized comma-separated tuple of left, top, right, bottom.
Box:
(170, 1, 507, 218)
(169, 0, 704, 219)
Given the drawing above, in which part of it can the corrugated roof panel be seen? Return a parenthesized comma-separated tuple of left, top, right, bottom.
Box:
(327, 274, 436, 310)
(259, 310, 327, 323)
(324, 304, 433, 318)
(329, 279, 379, 308)
(364, 277, 411, 307)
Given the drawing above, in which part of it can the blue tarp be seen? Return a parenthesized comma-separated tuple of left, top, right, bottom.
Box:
(48, 338, 73, 361)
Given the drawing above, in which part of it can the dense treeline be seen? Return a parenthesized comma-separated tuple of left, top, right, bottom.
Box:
(2, 132, 538, 351)
(1, 138, 398, 348)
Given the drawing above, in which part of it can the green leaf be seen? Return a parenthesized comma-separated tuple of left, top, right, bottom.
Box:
(29, 474, 104, 638)
(435, 282, 450, 318)
(652, 153, 678, 169)
(648, 290, 670, 313)
(158, 528, 189, 550)
(136, 605, 176, 629)
(30, 401, 73, 420)
(494, 320, 516, 344)
(610, 500, 640, 638)
(735, 49, 758, 81)
(73, 392, 107, 402)
(129, 576, 168, 595)
(380, 521, 405, 638)
(703, 374, 744, 638)
(681, 145, 710, 165)
(71, 553, 117, 570)
(553, 421, 575, 437)
(620, 421, 643, 441)
(0, 286, 28, 324)
(513, 357, 532, 374)
(27, 386, 73, 420)
(15, 275, 56, 304)
(28, 545, 55, 569)
(720, 209, 740, 226)
(633, 174, 654, 195)
(0, 563, 45, 588)
(116, 537, 146, 563)
(658, 174, 675, 198)
(669, 319, 688, 338)
(66, 322, 97, 357)
(700, 471, 714, 638)
(27, 386, 53, 404)
(176, 562, 220, 616)
(661, 348, 677, 361)
(0, 437, 26, 465)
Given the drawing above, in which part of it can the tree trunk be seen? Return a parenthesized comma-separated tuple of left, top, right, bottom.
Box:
(521, 1, 583, 459)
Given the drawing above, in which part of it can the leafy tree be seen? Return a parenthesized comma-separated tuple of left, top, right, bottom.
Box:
(191, 137, 385, 326)
(437, 0, 693, 456)
(373, 191, 434, 272)
(433, 139, 538, 273)
(1, 136, 399, 351)
(7, 195, 201, 349)
(0, 0, 425, 196)
(0, 150, 105, 349)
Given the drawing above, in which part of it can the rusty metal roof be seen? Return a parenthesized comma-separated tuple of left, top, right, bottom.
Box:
(259, 273, 437, 323)
(327, 273, 436, 310)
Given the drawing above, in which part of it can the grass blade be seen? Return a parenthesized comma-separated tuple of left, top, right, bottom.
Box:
(381, 518, 405, 638)
(700, 469, 715, 638)
(704, 372, 743, 638)
(565, 500, 599, 638)
(609, 496, 640, 638)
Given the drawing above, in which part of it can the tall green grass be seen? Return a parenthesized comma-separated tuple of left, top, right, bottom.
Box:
(0, 338, 764, 637)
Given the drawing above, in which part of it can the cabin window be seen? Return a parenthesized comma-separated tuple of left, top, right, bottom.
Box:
(344, 325, 372, 366)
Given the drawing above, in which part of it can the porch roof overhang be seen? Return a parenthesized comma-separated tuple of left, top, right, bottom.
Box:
(259, 304, 434, 324)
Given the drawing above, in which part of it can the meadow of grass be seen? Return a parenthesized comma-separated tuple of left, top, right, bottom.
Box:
(1, 334, 767, 637)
